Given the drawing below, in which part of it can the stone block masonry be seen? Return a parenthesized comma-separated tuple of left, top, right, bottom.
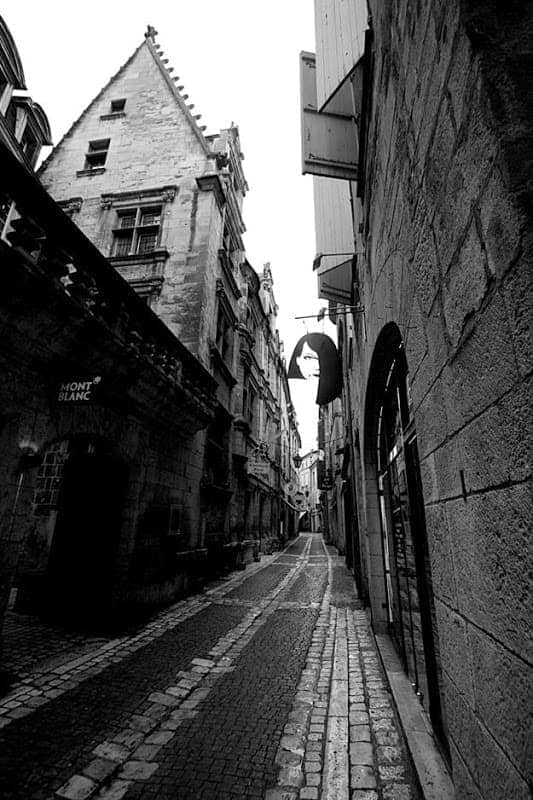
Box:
(330, 1, 533, 796)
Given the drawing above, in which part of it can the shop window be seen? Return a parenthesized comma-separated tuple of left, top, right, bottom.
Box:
(84, 138, 110, 170)
(112, 206, 161, 257)
(33, 440, 69, 514)
(377, 351, 447, 753)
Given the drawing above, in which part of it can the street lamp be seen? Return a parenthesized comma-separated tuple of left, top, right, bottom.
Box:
(293, 454, 302, 469)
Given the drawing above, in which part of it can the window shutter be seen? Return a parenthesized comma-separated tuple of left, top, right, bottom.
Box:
(300, 52, 359, 181)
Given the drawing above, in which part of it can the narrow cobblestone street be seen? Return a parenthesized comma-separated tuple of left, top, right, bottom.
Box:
(0, 534, 421, 800)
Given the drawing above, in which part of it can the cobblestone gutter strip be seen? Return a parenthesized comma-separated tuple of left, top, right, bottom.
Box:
(266, 547, 420, 800)
(348, 611, 420, 800)
(53, 541, 312, 800)
(0, 555, 277, 728)
(372, 632, 453, 800)
(266, 536, 332, 800)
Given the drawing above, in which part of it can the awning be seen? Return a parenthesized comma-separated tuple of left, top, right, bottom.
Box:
(316, 255, 354, 304)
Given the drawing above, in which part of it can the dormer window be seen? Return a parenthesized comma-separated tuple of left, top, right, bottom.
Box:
(21, 128, 38, 166)
(84, 138, 110, 170)
(110, 98, 126, 113)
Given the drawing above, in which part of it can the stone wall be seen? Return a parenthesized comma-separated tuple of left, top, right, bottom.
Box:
(38, 41, 221, 366)
(0, 212, 218, 654)
(345, 1, 532, 796)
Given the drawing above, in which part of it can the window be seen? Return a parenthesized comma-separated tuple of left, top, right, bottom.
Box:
(0, 74, 7, 103)
(0, 193, 14, 240)
(246, 387, 257, 434)
(21, 129, 38, 165)
(0, 193, 11, 229)
(5, 101, 16, 133)
(110, 98, 126, 113)
(112, 206, 161, 257)
(216, 306, 233, 363)
(84, 138, 110, 170)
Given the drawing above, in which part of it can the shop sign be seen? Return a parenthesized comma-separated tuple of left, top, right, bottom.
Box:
(248, 451, 270, 480)
(57, 376, 102, 403)
(294, 491, 306, 508)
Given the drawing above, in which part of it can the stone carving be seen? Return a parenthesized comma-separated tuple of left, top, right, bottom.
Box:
(161, 188, 177, 203)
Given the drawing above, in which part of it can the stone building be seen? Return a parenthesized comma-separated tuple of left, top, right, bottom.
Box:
(234, 262, 301, 552)
(297, 450, 322, 533)
(36, 28, 300, 568)
(301, 1, 531, 797)
(0, 15, 223, 668)
(318, 399, 352, 556)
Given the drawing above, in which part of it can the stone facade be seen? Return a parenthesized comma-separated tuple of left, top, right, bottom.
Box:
(36, 30, 300, 571)
(0, 135, 219, 652)
(0, 19, 230, 665)
(234, 262, 301, 553)
(298, 450, 322, 533)
(304, 1, 531, 797)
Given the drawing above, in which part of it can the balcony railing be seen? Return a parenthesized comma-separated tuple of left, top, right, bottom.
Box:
(0, 138, 218, 421)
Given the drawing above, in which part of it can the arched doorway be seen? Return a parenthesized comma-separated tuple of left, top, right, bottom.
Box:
(366, 325, 447, 751)
(43, 435, 128, 623)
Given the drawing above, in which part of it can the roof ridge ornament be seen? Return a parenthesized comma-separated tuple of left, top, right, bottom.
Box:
(145, 25, 158, 41)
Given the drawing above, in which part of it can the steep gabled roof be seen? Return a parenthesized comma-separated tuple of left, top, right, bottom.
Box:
(144, 26, 211, 155)
(39, 25, 212, 175)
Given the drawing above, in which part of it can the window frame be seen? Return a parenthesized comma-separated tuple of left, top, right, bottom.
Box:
(215, 304, 234, 364)
(111, 205, 162, 258)
(84, 138, 110, 170)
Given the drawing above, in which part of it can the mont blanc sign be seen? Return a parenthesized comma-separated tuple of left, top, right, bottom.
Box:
(57, 376, 103, 403)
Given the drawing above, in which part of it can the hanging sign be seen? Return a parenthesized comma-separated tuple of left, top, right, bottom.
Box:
(57, 376, 103, 403)
(293, 491, 306, 508)
(247, 450, 270, 480)
(288, 333, 342, 405)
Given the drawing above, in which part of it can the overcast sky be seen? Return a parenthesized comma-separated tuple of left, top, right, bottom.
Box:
(3, 0, 335, 452)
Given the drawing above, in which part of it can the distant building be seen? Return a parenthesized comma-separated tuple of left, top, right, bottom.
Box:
(235, 262, 301, 552)
(301, 1, 532, 797)
(297, 450, 322, 532)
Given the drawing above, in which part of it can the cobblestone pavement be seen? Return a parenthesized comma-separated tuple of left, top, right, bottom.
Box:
(0, 535, 421, 800)
(2, 611, 113, 678)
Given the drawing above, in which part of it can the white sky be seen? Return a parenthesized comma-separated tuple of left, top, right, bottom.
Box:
(3, 0, 335, 453)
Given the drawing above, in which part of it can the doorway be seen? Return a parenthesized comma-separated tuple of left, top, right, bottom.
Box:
(45, 436, 127, 622)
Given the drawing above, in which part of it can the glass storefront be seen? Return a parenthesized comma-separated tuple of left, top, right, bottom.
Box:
(377, 348, 448, 752)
